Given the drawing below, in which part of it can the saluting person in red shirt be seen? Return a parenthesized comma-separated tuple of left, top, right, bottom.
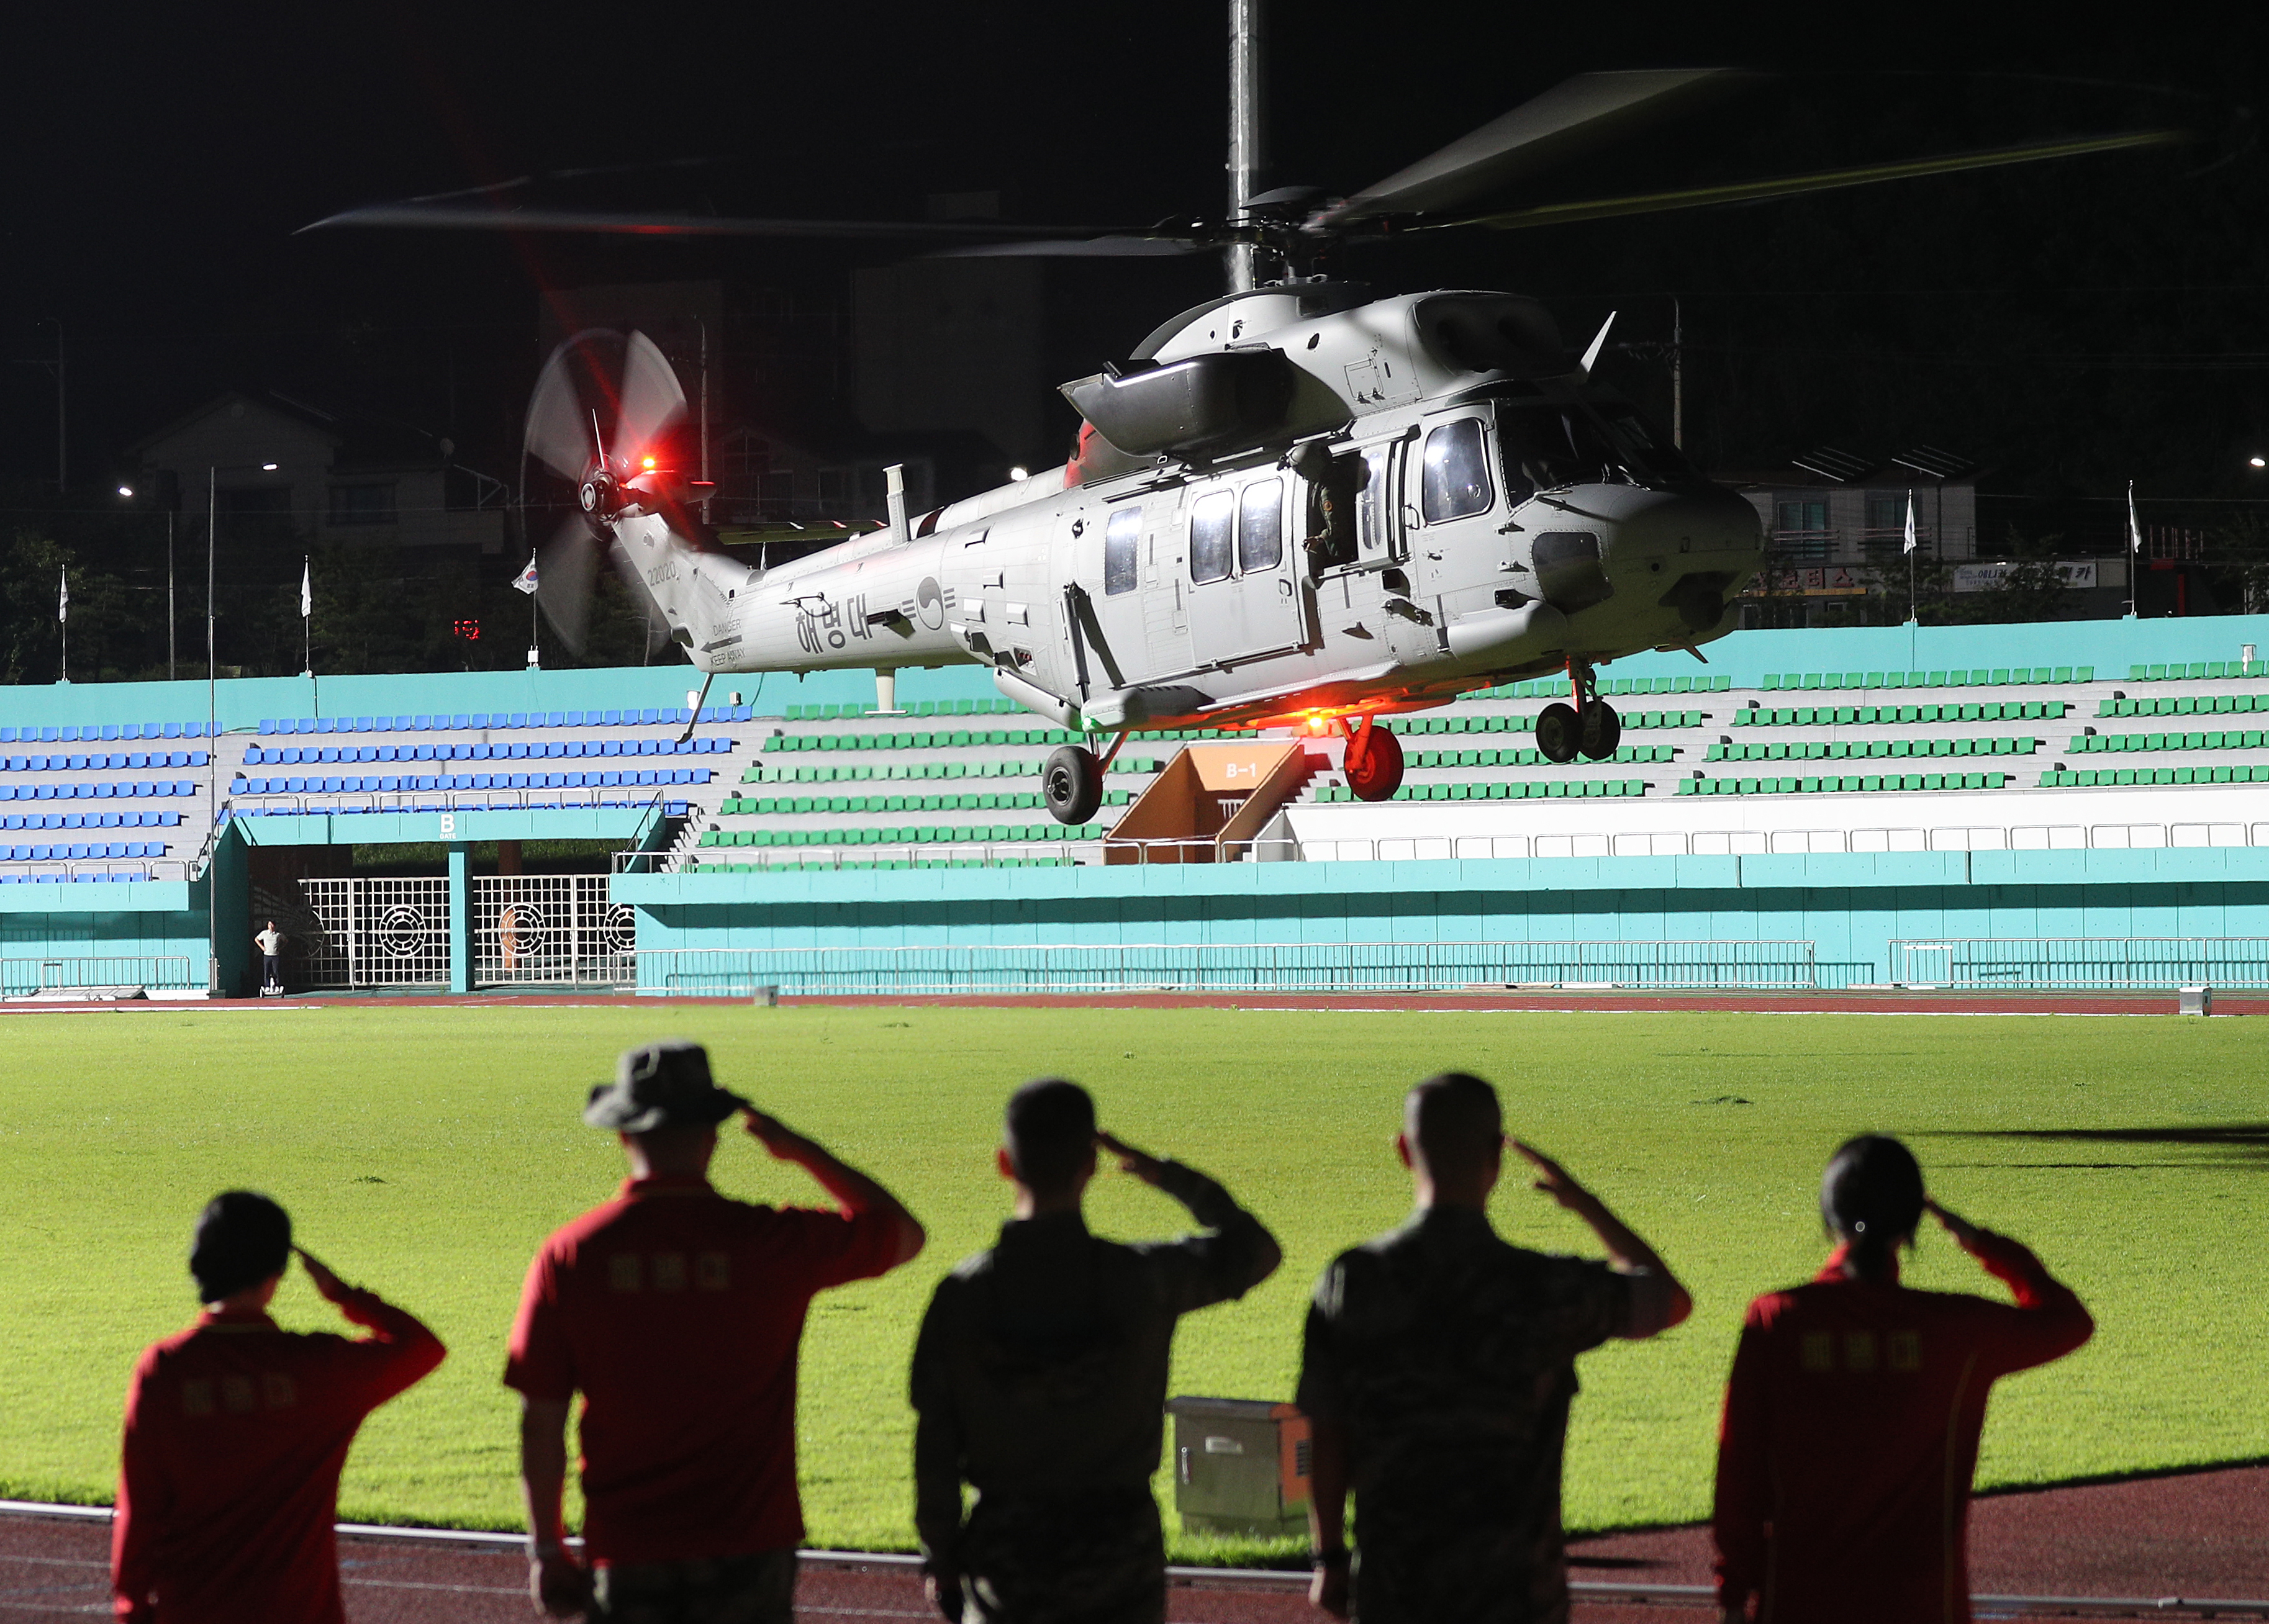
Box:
(1712, 1135, 2094, 1624)
(111, 1190, 447, 1623)
(508, 1040, 926, 1623)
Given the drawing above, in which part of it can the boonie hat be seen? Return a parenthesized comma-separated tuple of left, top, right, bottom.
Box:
(586, 1040, 748, 1132)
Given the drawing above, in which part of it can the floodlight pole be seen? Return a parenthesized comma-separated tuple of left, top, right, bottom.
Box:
(166, 510, 176, 682)
(1227, 0, 1264, 293)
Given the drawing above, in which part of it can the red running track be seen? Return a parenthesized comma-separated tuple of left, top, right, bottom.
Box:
(9, 1466, 2265, 1621)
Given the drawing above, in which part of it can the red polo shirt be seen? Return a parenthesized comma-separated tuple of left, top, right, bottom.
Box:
(504, 1173, 901, 1566)
(1713, 1235, 2093, 1624)
(111, 1292, 446, 1624)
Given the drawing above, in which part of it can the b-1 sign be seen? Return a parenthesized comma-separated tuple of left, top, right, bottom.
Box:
(439, 813, 456, 837)
(1189, 744, 1300, 794)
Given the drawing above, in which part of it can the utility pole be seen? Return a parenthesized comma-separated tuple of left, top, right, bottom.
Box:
(1226, 0, 1264, 293)
(698, 317, 712, 526)
(1670, 297, 1684, 452)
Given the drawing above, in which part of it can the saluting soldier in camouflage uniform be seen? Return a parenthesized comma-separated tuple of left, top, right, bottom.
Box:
(911, 1078, 1282, 1624)
(1298, 1072, 1692, 1624)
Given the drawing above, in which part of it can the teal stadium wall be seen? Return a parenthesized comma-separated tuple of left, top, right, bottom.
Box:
(615, 847, 2269, 990)
(2, 614, 2268, 993)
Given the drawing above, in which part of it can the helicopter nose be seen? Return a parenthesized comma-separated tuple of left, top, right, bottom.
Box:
(1531, 485, 1760, 620)
(1597, 486, 1764, 636)
(1594, 484, 1763, 566)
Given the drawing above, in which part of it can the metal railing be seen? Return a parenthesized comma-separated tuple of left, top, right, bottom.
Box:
(0, 955, 203, 997)
(0, 860, 191, 885)
(227, 787, 684, 819)
(659, 816, 2269, 874)
(1890, 936, 2269, 990)
(630, 939, 1827, 996)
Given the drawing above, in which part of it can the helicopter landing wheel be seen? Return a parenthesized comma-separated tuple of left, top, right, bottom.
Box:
(1041, 745, 1103, 825)
(1346, 720, 1405, 801)
(1535, 702, 1582, 764)
(1578, 700, 1622, 761)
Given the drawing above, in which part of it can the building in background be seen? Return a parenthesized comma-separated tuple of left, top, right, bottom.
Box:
(128, 391, 507, 553)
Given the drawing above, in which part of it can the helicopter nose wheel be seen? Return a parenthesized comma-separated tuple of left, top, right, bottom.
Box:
(1042, 744, 1103, 824)
(1535, 703, 1581, 764)
(1579, 701, 1622, 760)
(1345, 717, 1405, 801)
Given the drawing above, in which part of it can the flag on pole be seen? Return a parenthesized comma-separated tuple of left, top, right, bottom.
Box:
(57, 569, 66, 625)
(2127, 479, 2144, 556)
(1903, 490, 1918, 556)
(512, 556, 540, 596)
(299, 557, 311, 620)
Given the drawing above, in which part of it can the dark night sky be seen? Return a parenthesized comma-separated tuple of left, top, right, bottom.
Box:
(6, 0, 2268, 513)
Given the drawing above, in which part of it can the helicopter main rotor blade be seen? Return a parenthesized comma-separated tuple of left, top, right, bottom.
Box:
(535, 515, 604, 657)
(926, 236, 1211, 259)
(299, 202, 1120, 241)
(617, 333, 688, 468)
(525, 330, 614, 480)
(1436, 128, 2187, 233)
(1318, 68, 1755, 227)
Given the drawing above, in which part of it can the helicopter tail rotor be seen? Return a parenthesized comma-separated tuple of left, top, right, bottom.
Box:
(522, 328, 693, 657)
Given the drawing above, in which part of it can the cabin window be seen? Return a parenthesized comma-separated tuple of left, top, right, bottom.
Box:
(1421, 419, 1493, 523)
(1239, 479, 1283, 572)
(1358, 445, 1392, 553)
(1190, 490, 1235, 583)
(1103, 507, 1141, 595)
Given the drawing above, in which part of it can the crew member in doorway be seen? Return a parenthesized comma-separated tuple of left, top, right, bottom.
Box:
(1295, 443, 1365, 575)
(255, 921, 285, 995)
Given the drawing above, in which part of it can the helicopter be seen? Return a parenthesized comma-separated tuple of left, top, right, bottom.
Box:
(310, 66, 2180, 823)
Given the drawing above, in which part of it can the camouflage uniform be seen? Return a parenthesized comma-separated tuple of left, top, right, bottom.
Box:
(910, 1160, 1275, 1624)
(1297, 1207, 1639, 1624)
(590, 1548, 796, 1624)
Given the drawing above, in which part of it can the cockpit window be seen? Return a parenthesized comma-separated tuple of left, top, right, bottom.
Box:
(1190, 490, 1234, 584)
(1103, 506, 1141, 595)
(1600, 410, 1699, 481)
(1495, 404, 1633, 495)
(1421, 418, 1494, 523)
(1239, 479, 1284, 572)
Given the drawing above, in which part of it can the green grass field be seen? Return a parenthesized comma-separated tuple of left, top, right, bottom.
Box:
(3, 1004, 2262, 1560)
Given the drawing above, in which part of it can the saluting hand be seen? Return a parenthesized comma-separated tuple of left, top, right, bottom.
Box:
(742, 1106, 814, 1162)
(1511, 1140, 1597, 1213)
(1096, 1130, 1167, 1188)
(1924, 1198, 1987, 1250)
(294, 1247, 355, 1306)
